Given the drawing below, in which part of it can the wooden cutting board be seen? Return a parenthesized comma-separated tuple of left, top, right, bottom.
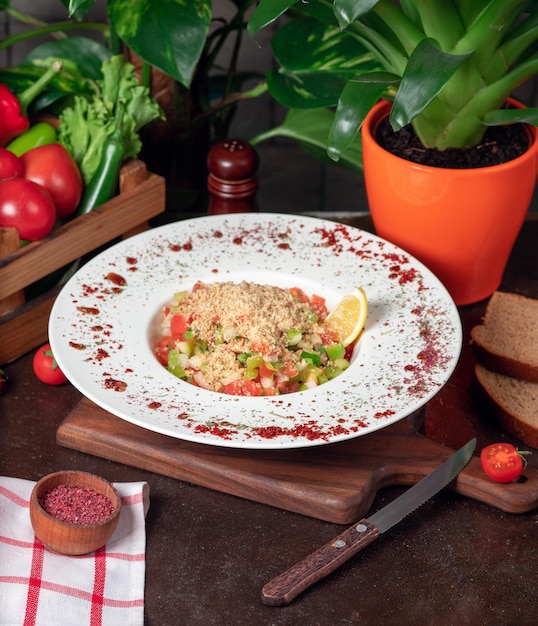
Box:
(56, 398, 538, 524)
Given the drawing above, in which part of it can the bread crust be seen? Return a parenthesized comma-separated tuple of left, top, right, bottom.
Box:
(471, 339, 538, 383)
(474, 364, 538, 448)
(470, 291, 538, 383)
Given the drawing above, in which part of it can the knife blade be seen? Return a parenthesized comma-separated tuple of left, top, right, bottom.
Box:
(261, 437, 476, 606)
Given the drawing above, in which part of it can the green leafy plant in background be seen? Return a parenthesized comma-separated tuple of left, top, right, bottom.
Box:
(248, 0, 538, 171)
(0, 0, 268, 210)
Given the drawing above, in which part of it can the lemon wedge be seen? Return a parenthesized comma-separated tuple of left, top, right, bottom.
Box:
(324, 286, 368, 347)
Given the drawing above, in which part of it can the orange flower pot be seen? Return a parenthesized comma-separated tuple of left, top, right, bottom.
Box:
(362, 100, 538, 305)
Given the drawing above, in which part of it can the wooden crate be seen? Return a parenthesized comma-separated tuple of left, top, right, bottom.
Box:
(0, 159, 166, 365)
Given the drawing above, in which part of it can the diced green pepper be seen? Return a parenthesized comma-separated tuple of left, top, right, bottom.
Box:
(193, 341, 208, 354)
(263, 359, 278, 371)
(334, 357, 350, 371)
(177, 341, 194, 356)
(324, 364, 342, 379)
(244, 368, 259, 380)
(299, 364, 322, 383)
(246, 353, 263, 369)
(326, 342, 345, 361)
(286, 328, 302, 345)
(301, 350, 321, 367)
(167, 349, 186, 379)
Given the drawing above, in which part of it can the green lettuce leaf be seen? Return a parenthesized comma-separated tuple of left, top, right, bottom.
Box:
(58, 55, 164, 184)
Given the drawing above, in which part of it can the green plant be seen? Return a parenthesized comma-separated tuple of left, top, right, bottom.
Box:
(0, 0, 266, 158)
(248, 0, 538, 167)
(0, 0, 266, 176)
(0, 0, 270, 212)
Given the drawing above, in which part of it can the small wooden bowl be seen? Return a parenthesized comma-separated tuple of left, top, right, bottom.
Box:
(30, 470, 121, 555)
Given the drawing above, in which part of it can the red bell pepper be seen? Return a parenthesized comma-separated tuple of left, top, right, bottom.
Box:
(0, 60, 62, 147)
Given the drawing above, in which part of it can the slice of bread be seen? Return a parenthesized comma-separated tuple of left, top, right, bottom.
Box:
(471, 291, 538, 383)
(474, 364, 538, 448)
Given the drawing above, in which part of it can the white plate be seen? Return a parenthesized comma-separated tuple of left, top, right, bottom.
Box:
(49, 213, 461, 449)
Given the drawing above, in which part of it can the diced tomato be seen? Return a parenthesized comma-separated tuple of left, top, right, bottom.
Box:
(171, 313, 189, 337)
(224, 380, 262, 396)
(280, 380, 301, 394)
(154, 336, 173, 365)
(259, 362, 276, 379)
(282, 359, 299, 379)
(309, 293, 328, 318)
(250, 340, 269, 353)
(321, 330, 339, 345)
(310, 293, 325, 306)
(310, 300, 328, 320)
(290, 287, 308, 302)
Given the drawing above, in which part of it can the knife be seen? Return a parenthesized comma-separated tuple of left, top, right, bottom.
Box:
(261, 437, 476, 606)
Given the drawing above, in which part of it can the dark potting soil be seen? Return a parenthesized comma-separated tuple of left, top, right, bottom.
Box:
(376, 117, 530, 168)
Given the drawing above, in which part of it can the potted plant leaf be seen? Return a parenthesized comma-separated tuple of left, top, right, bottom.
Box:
(248, 0, 538, 305)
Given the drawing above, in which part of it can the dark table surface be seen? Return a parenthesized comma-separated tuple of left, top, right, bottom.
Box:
(1, 214, 537, 626)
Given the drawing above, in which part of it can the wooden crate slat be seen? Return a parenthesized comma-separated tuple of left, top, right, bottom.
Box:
(0, 228, 25, 315)
(0, 291, 58, 364)
(0, 172, 164, 299)
(0, 160, 166, 364)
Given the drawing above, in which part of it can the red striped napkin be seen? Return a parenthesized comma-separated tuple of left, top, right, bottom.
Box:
(0, 476, 149, 626)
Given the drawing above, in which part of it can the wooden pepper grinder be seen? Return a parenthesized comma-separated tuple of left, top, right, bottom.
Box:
(207, 139, 259, 214)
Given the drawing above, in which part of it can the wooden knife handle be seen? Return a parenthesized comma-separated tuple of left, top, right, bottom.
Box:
(261, 518, 379, 606)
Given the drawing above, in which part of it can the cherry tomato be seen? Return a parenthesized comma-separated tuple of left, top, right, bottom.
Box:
(0, 178, 56, 240)
(32, 343, 68, 385)
(479, 443, 530, 483)
(0, 147, 22, 181)
(21, 143, 83, 218)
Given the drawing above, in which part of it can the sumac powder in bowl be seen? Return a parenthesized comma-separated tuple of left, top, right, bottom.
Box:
(30, 470, 121, 555)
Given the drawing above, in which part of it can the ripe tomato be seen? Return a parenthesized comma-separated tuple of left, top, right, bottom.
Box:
(290, 287, 309, 303)
(0, 178, 56, 240)
(479, 443, 530, 483)
(0, 147, 22, 181)
(154, 336, 174, 366)
(32, 343, 68, 385)
(21, 143, 83, 218)
(259, 362, 276, 379)
(170, 314, 189, 337)
(223, 379, 262, 396)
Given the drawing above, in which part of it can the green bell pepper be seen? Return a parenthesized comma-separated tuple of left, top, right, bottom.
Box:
(6, 121, 57, 156)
